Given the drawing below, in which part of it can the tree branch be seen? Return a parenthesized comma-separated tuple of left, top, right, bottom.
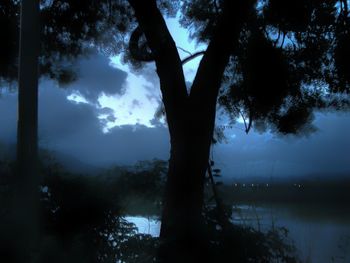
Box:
(128, 0, 188, 137)
(181, 51, 206, 65)
(177, 46, 192, 56)
(246, 111, 253, 134)
(233, 105, 248, 131)
(280, 31, 286, 49)
(189, 0, 253, 134)
(344, 0, 348, 17)
(129, 26, 154, 62)
(274, 27, 281, 47)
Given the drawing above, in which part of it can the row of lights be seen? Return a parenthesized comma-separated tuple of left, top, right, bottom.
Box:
(233, 183, 269, 187)
(232, 183, 303, 188)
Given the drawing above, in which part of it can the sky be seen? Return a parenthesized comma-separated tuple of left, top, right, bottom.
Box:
(0, 16, 349, 180)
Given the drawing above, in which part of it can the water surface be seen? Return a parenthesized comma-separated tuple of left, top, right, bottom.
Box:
(127, 204, 350, 263)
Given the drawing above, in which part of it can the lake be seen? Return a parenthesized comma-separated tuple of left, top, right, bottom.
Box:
(126, 203, 350, 263)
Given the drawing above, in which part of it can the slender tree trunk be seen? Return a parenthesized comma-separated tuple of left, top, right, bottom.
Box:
(17, 0, 39, 184)
(15, 0, 40, 261)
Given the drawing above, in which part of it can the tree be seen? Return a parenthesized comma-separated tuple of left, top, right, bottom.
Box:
(0, 1, 133, 262)
(1, 1, 349, 262)
(16, 0, 40, 206)
(13, 1, 40, 261)
(126, 0, 349, 262)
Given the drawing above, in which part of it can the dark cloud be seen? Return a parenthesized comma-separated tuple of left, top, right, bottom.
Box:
(75, 124, 170, 166)
(38, 81, 170, 166)
(39, 82, 100, 142)
(0, 80, 170, 166)
(106, 115, 117, 122)
(131, 99, 141, 108)
(67, 52, 128, 103)
(214, 113, 350, 180)
(98, 107, 115, 115)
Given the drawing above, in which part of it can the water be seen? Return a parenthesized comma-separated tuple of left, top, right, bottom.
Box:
(126, 204, 350, 263)
(124, 216, 160, 237)
(231, 204, 350, 263)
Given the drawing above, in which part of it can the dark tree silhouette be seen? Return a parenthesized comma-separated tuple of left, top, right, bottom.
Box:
(1, 1, 350, 262)
(13, 1, 41, 262)
(126, 0, 350, 262)
(0, 1, 133, 262)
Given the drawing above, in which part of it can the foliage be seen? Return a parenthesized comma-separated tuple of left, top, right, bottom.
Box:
(0, 0, 131, 86)
(180, 0, 350, 135)
(39, 173, 136, 263)
(0, 0, 181, 85)
(0, 0, 19, 84)
(0, 158, 162, 263)
(203, 164, 301, 263)
(204, 205, 300, 263)
(103, 159, 167, 205)
(1, 157, 302, 262)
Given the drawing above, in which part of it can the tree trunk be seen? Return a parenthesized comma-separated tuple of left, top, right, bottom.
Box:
(159, 124, 213, 263)
(15, 0, 40, 261)
(127, 1, 252, 262)
(17, 0, 39, 186)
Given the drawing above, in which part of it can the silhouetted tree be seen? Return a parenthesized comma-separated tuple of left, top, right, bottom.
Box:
(126, 1, 349, 262)
(13, 1, 41, 262)
(0, 1, 133, 262)
(1, 1, 350, 262)
(16, 0, 40, 188)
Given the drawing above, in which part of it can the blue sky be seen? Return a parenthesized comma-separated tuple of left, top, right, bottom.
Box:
(0, 16, 349, 180)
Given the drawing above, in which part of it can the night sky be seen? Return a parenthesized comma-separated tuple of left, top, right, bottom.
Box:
(0, 17, 349, 180)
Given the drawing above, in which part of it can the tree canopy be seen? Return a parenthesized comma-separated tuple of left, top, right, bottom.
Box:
(1, 0, 348, 136)
(0, 0, 133, 86)
(179, 0, 350, 135)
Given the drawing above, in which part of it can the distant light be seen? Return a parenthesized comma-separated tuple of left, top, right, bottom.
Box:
(234, 183, 238, 187)
(266, 183, 269, 187)
(298, 184, 301, 188)
(251, 184, 254, 187)
(243, 184, 246, 187)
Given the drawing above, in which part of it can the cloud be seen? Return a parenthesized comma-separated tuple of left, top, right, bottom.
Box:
(59, 124, 170, 167)
(45, 82, 169, 166)
(214, 112, 350, 180)
(38, 80, 170, 166)
(66, 52, 128, 103)
(0, 80, 170, 167)
(38, 81, 101, 144)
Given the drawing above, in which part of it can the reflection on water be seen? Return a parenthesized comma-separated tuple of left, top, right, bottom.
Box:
(127, 204, 350, 263)
(124, 216, 160, 237)
(231, 204, 350, 263)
